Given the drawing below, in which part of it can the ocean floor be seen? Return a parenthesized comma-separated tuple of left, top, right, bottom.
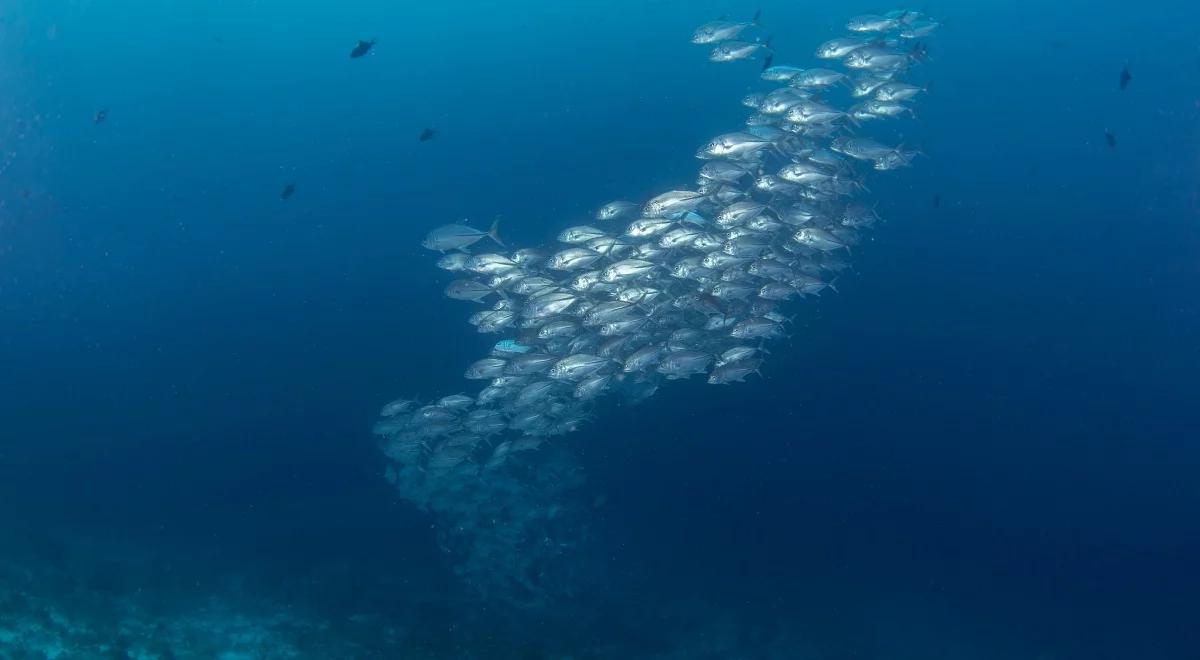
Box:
(0, 551, 828, 659)
(0, 531, 1066, 659)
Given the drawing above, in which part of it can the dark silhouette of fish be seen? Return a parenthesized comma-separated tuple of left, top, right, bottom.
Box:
(350, 39, 375, 58)
(94, 108, 107, 124)
(1104, 130, 1116, 148)
(1119, 66, 1131, 90)
(419, 128, 436, 142)
(932, 193, 941, 208)
(281, 183, 296, 199)
(761, 53, 773, 71)
(909, 41, 929, 62)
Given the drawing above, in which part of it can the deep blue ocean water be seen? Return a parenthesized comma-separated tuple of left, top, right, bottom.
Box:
(1, 1, 1198, 657)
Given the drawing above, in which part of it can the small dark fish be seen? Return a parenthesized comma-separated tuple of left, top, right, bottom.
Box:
(1104, 130, 1115, 148)
(932, 193, 941, 208)
(752, 8, 761, 22)
(350, 39, 375, 59)
(761, 53, 773, 71)
(418, 128, 436, 142)
(281, 183, 296, 199)
(94, 108, 107, 124)
(1119, 66, 1131, 90)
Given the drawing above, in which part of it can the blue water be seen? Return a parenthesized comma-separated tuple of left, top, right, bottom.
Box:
(1, 0, 1198, 657)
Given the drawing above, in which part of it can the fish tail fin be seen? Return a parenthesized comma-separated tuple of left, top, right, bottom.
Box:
(752, 8, 761, 24)
(828, 277, 840, 294)
(488, 216, 505, 247)
(762, 53, 774, 71)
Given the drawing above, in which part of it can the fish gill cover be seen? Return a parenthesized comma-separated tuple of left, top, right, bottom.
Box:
(374, 10, 938, 608)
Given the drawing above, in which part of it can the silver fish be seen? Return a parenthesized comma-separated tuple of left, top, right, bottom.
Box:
(875, 81, 925, 102)
(710, 40, 770, 63)
(697, 132, 772, 160)
(626, 217, 676, 238)
(692, 19, 755, 45)
(657, 350, 713, 379)
(515, 380, 560, 407)
(659, 226, 703, 249)
(422, 219, 503, 252)
(718, 346, 763, 365)
(445, 279, 499, 303)
(505, 353, 560, 376)
(596, 200, 639, 221)
(436, 252, 471, 272)
(537, 319, 579, 339)
(523, 291, 578, 318)
(761, 65, 805, 82)
(549, 354, 611, 381)
(548, 247, 603, 271)
(815, 37, 869, 59)
(699, 160, 751, 183)
(601, 259, 657, 282)
(623, 345, 663, 373)
(708, 359, 762, 384)
(574, 374, 612, 400)
(730, 317, 784, 340)
(847, 14, 900, 33)
(465, 358, 508, 380)
(644, 190, 708, 218)
(900, 20, 939, 39)
(558, 225, 608, 244)
(465, 253, 519, 275)
(790, 68, 846, 88)
(379, 398, 415, 417)
(793, 227, 847, 251)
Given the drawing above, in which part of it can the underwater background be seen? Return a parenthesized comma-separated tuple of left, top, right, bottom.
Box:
(1, 0, 1198, 657)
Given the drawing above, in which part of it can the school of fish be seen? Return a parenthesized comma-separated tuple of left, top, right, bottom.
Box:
(375, 10, 938, 605)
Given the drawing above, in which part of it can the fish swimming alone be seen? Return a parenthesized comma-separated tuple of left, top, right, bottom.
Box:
(350, 39, 375, 58)
(280, 183, 295, 200)
(422, 218, 504, 252)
